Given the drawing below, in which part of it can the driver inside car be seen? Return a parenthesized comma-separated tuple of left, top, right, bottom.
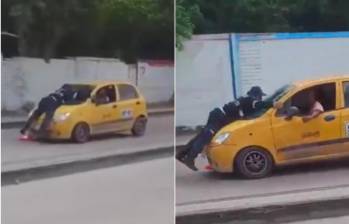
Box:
(96, 88, 111, 104)
(302, 90, 324, 122)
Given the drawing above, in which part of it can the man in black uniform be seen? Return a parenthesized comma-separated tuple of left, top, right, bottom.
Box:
(20, 84, 74, 136)
(176, 86, 267, 171)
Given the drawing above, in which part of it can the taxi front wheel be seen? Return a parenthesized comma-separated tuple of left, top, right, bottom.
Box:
(235, 147, 273, 179)
(72, 123, 90, 143)
(132, 117, 147, 136)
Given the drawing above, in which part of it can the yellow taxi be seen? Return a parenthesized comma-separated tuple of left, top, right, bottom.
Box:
(207, 76, 349, 178)
(30, 81, 147, 143)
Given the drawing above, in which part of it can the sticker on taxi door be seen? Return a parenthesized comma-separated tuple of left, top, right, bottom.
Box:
(346, 122, 349, 137)
(122, 109, 133, 119)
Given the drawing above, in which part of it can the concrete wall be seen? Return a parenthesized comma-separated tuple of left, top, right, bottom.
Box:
(1, 57, 173, 112)
(233, 32, 349, 97)
(176, 34, 233, 127)
(138, 61, 174, 103)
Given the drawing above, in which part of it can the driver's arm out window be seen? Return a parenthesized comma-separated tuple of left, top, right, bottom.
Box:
(276, 83, 336, 116)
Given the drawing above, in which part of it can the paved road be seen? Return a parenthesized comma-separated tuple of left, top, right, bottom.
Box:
(177, 197, 349, 224)
(176, 155, 349, 206)
(291, 216, 349, 224)
(2, 157, 174, 224)
(2, 114, 174, 172)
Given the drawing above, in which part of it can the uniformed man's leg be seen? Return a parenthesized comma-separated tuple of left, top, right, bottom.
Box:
(20, 109, 42, 135)
(179, 108, 226, 171)
(39, 109, 56, 135)
(186, 127, 214, 157)
(176, 130, 201, 160)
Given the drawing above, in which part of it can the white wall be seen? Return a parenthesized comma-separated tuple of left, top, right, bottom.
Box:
(1, 57, 173, 111)
(236, 34, 349, 97)
(137, 61, 174, 103)
(176, 34, 233, 127)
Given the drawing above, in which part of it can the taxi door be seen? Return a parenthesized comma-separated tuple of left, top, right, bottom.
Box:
(90, 85, 119, 134)
(114, 84, 141, 131)
(339, 81, 349, 153)
(271, 82, 341, 161)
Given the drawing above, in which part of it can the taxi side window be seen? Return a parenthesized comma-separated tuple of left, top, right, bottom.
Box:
(96, 85, 116, 104)
(118, 84, 138, 101)
(277, 83, 336, 116)
(343, 82, 349, 108)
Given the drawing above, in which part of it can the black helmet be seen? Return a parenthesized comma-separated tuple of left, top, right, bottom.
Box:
(247, 86, 266, 98)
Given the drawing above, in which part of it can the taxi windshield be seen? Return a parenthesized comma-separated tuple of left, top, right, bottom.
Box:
(247, 84, 294, 118)
(64, 84, 96, 105)
(264, 84, 294, 103)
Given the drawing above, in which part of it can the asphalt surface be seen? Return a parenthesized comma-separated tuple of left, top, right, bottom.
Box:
(176, 198, 349, 224)
(2, 114, 174, 172)
(176, 155, 349, 207)
(291, 216, 349, 224)
(2, 157, 174, 224)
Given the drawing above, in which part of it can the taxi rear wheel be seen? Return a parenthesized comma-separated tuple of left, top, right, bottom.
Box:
(132, 117, 147, 136)
(235, 147, 273, 179)
(72, 123, 90, 143)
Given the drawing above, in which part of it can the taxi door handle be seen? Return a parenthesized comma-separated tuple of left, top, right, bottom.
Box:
(324, 114, 335, 122)
(136, 101, 140, 105)
(112, 105, 117, 108)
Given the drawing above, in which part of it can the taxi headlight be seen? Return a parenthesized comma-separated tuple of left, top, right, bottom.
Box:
(54, 112, 71, 122)
(213, 132, 231, 144)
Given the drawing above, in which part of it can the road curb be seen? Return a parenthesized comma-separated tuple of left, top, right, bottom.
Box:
(2, 145, 173, 186)
(177, 197, 349, 224)
(1, 108, 174, 129)
(176, 184, 349, 222)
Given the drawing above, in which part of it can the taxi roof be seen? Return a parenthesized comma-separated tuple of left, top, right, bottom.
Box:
(71, 80, 133, 86)
(293, 75, 349, 88)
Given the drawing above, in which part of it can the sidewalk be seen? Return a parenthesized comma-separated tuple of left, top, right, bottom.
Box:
(177, 184, 349, 217)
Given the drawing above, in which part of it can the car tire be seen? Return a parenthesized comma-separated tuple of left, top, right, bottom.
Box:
(72, 123, 90, 143)
(235, 147, 273, 179)
(132, 117, 147, 136)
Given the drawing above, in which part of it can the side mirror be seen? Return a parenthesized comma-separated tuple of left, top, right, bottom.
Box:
(91, 95, 100, 105)
(273, 101, 283, 109)
(285, 106, 300, 120)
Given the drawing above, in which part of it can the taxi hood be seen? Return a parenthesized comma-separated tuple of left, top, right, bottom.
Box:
(216, 111, 271, 136)
(217, 119, 257, 134)
(55, 104, 82, 114)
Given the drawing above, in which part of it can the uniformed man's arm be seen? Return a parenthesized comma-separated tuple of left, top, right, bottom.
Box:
(222, 100, 241, 119)
(254, 100, 274, 110)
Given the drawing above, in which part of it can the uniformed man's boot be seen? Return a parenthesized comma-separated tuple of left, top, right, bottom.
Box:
(176, 134, 200, 162)
(20, 128, 26, 135)
(181, 156, 198, 171)
(176, 149, 187, 162)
